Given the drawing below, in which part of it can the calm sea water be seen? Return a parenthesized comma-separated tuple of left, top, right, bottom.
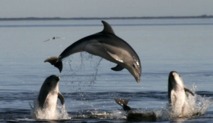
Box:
(0, 18, 213, 122)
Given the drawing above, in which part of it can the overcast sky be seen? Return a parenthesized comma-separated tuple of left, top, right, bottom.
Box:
(0, 0, 213, 18)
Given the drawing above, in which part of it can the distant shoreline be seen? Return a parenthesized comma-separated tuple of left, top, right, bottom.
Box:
(0, 15, 213, 21)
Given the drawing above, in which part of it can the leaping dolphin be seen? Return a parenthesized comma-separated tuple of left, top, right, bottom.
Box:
(45, 20, 141, 82)
(32, 75, 65, 120)
(168, 71, 195, 118)
(37, 75, 64, 109)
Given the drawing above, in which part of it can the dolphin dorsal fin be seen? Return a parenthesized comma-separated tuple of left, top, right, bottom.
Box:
(101, 20, 115, 34)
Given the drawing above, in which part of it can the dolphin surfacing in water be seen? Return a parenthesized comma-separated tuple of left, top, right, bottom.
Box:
(32, 75, 65, 120)
(168, 71, 195, 118)
(45, 21, 141, 82)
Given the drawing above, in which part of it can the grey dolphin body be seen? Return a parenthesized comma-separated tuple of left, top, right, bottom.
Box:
(45, 21, 141, 82)
(168, 71, 195, 117)
(37, 75, 64, 109)
(168, 71, 194, 104)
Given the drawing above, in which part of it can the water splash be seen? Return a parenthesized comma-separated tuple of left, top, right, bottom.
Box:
(56, 105, 71, 119)
(65, 52, 103, 89)
(30, 101, 71, 120)
(166, 85, 211, 120)
(62, 52, 104, 113)
(118, 87, 212, 121)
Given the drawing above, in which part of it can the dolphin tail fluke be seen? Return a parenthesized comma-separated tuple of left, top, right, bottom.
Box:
(44, 56, 63, 72)
(115, 98, 131, 111)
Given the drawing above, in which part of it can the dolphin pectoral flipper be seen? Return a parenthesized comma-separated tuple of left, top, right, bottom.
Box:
(184, 87, 194, 96)
(58, 93, 65, 105)
(111, 64, 124, 71)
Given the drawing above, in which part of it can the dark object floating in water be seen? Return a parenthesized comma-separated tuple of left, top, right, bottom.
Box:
(127, 111, 157, 122)
(114, 98, 157, 121)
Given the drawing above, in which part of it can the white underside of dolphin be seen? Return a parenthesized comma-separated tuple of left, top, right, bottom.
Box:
(168, 71, 196, 118)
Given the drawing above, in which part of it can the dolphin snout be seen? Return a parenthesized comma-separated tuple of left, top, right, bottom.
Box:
(135, 74, 141, 83)
(129, 66, 141, 83)
(56, 76, 60, 81)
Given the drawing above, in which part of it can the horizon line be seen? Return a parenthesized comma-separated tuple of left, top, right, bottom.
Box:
(0, 15, 213, 21)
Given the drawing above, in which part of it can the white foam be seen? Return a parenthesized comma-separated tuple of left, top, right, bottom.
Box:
(31, 101, 71, 120)
(150, 87, 211, 121)
(167, 88, 211, 120)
